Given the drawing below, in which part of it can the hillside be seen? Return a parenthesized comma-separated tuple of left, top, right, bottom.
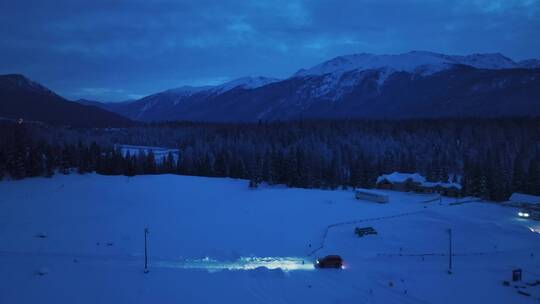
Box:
(0, 74, 134, 128)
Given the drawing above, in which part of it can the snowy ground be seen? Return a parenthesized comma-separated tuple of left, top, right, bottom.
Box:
(0, 174, 539, 303)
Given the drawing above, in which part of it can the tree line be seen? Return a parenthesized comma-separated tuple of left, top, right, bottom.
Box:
(1, 118, 539, 201)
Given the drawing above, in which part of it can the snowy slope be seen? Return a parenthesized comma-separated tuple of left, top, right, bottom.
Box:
(166, 85, 215, 96)
(115, 76, 280, 120)
(166, 76, 279, 96)
(0, 174, 539, 304)
(212, 76, 280, 92)
(294, 51, 520, 77)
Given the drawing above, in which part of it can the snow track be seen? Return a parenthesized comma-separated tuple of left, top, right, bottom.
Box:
(0, 250, 314, 272)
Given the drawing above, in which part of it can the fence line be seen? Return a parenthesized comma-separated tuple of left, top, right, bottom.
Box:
(307, 210, 425, 256)
(307, 195, 487, 257)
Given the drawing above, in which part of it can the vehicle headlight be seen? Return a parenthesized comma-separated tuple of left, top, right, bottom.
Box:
(523, 213, 530, 217)
(519, 212, 524, 217)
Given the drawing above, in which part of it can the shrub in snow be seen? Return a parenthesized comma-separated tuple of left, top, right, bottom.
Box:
(36, 267, 49, 276)
(248, 179, 258, 189)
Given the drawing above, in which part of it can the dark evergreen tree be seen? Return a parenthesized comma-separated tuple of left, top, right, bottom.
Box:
(526, 158, 540, 195)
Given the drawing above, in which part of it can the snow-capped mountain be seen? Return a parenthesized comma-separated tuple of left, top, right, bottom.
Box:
(166, 85, 215, 95)
(294, 51, 518, 78)
(102, 76, 280, 121)
(97, 51, 540, 122)
(212, 76, 280, 92)
(167, 76, 279, 95)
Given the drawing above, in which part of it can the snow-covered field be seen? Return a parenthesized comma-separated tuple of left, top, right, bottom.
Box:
(1, 174, 539, 303)
(116, 144, 179, 163)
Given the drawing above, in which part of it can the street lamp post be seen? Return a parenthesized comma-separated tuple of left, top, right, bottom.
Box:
(448, 228, 453, 274)
(144, 227, 149, 273)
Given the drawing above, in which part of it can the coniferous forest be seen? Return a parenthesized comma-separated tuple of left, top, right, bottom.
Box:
(1, 118, 539, 202)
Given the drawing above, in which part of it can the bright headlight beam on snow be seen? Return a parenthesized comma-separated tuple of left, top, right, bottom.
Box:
(155, 256, 315, 272)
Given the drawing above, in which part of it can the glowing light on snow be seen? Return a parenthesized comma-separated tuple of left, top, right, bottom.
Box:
(155, 257, 315, 272)
(518, 212, 530, 218)
(529, 227, 540, 234)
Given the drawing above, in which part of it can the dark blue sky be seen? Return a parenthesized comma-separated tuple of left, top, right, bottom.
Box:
(1, 0, 539, 101)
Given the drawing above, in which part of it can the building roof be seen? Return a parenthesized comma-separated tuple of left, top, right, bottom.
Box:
(510, 193, 540, 204)
(376, 172, 462, 189)
(376, 172, 426, 184)
(355, 188, 389, 197)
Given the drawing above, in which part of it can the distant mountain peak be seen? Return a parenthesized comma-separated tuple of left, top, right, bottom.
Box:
(166, 85, 215, 95)
(213, 76, 280, 92)
(293, 51, 521, 78)
(65, 50, 540, 123)
(165, 76, 279, 97)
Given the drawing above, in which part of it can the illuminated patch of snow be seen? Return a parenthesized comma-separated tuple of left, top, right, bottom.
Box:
(155, 256, 315, 272)
(116, 144, 179, 163)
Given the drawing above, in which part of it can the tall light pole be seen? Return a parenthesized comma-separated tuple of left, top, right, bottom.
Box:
(144, 227, 149, 273)
(448, 228, 452, 274)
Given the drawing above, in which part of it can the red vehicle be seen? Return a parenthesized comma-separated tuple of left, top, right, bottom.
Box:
(315, 255, 344, 269)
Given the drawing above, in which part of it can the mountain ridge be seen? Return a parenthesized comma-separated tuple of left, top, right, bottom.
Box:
(0, 74, 135, 127)
(6, 51, 540, 124)
(96, 51, 540, 122)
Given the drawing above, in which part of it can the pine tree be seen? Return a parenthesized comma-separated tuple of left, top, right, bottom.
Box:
(144, 150, 157, 174)
(59, 145, 71, 174)
(526, 158, 540, 195)
(26, 146, 44, 177)
(512, 156, 525, 193)
(6, 144, 26, 179)
(0, 149, 5, 180)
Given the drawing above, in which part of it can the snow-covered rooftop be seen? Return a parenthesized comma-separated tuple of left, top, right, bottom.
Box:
(377, 172, 426, 184)
(355, 188, 389, 196)
(510, 192, 540, 204)
(377, 172, 462, 189)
